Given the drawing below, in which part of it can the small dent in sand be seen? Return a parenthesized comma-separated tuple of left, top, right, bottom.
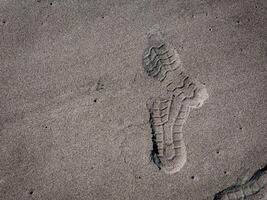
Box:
(42, 125, 48, 129)
(135, 175, 142, 179)
(95, 79, 104, 91)
(29, 189, 34, 195)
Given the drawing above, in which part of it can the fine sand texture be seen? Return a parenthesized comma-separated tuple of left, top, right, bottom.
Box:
(0, 0, 266, 200)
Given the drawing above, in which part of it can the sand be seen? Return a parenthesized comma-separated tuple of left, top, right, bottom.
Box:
(0, 0, 266, 199)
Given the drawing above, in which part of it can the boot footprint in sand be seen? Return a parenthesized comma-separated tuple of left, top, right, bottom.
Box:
(143, 26, 209, 174)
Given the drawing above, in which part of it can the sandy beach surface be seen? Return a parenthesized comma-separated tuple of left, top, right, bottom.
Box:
(0, 0, 266, 199)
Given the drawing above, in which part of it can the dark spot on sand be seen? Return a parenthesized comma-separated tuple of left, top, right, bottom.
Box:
(29, 189, 34, 195)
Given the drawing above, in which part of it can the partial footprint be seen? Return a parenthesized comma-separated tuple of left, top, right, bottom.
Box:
(214, 165, 267, 200)
(143, 26, 183, 83)
(143, 26, 209, 174)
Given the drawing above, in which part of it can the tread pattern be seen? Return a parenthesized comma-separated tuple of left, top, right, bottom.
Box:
(143, 37, 182, 82)
(144, 27, 209, 174)
(213, 165, 267, 200)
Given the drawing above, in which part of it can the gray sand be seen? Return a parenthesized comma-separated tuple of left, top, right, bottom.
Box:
(0, 0, 266, 199)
